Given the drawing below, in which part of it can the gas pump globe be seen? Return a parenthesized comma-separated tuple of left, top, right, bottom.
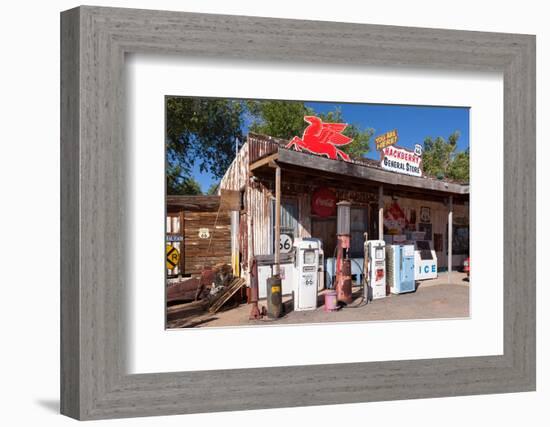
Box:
(335, 201, 353, 304)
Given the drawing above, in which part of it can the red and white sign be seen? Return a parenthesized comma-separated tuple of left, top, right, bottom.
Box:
(311, 188, 337, 217)
(381, 146, 422, 177)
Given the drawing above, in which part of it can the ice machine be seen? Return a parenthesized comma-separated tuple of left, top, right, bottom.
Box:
(414, 240, 438, 280)
(386, 244, 416, 294)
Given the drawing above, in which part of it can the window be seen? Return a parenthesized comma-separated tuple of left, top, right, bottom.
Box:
(452, 226, 470, 255)
(280, 200, 299, 235)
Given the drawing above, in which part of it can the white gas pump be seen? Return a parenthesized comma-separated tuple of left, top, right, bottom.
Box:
(365, 240, 386, 300)
(292, 238, 320, 311)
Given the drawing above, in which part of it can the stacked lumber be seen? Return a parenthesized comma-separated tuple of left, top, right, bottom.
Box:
(208, 277, 246, 314)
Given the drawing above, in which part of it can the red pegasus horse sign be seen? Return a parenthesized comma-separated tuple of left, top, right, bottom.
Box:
(286, 116, 353, 161)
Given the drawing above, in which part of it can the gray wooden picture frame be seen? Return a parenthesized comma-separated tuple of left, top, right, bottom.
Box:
(60, 5, 536, 420)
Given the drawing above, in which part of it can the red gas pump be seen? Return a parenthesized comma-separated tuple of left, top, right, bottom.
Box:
(335, 201, 353, 304)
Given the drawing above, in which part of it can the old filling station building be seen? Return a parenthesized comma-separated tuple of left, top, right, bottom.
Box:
(212, 133, 469, 292)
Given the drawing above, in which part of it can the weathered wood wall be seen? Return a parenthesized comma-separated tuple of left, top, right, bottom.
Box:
(183, 211, 231, 275)
(166, 195, 220, 212)
(167, 195, 232, 276)
(219, 142, 249, 192)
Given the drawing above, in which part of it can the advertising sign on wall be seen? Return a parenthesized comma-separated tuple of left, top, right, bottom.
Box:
(375, 129, 399, 150)
(380, 145, 422, 177)
(311, 187, 337, 217)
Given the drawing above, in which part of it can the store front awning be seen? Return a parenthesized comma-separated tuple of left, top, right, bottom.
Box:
(250, 145, 468, 197)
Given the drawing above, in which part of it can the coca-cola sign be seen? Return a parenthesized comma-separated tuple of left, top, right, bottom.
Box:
(312, 188, 337, 217)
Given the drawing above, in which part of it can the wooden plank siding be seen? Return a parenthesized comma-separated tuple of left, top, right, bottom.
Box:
(182, 211, 231, 275)
(167, 195, 232, 276)
(219, 141, 249, 192)
(247, 133, 282, 164)
(166, 195, 220, 212)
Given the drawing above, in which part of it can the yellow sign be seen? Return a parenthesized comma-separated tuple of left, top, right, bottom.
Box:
(375, 129, 398, 150)
(166, 244, 180, 270)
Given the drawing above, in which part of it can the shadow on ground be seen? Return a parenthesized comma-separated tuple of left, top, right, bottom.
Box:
(35, 399, 59, 414)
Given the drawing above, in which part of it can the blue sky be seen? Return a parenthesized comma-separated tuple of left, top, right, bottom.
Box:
(190, 101, 470, 193)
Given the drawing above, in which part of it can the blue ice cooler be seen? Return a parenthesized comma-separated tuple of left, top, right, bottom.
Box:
(386, 244, 416, 294)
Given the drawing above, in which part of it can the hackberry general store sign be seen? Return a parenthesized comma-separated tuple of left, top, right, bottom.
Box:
(380, 145, 422, 177)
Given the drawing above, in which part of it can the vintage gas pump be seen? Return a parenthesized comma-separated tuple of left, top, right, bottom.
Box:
(335, 201, 353, 304)
(292, 238, 321, 311)
(365, 239, 387, 300)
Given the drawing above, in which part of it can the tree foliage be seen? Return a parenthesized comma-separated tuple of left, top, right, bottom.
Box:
(166, 97, 244, 195)
(169, 177, 202, 195)
(247, 100, 312, 140)
(206, 182, 220, 195)
(448, 149, 470, 181)
(422, 131, 469, 182)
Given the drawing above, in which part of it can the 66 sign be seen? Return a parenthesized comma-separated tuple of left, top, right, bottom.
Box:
(280, 233, 293, 253)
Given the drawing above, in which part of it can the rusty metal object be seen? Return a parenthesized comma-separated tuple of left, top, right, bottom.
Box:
(335, 234, 353, 304)
(167, 278, 202, 304)
(200, 266, 216, 285)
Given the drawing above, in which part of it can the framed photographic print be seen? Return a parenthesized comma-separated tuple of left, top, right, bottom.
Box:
(61, 6, 536, 420)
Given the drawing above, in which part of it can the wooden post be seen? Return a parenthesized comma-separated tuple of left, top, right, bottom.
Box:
(274, 165, 281, 276)
(448, 195, 453, 284)
(230, 210, 239, 277)
(378, 185, 384, 241)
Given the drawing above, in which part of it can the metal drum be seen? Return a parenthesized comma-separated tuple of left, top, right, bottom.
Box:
(266, 276, 283, 318)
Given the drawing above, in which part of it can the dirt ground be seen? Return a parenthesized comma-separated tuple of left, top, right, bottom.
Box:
(167, 271, 470, 328)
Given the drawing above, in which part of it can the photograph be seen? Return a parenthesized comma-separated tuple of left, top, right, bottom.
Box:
(165, 97, 470, 328)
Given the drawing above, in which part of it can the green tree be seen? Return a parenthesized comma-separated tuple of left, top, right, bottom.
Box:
(206, 182, 219, 195)
(448, 149, 470, 181)
(247, 100, 312, 140)
(166, 97, 244, 195)
(422, 131, 469, 182)
(170, 177, 202, 195)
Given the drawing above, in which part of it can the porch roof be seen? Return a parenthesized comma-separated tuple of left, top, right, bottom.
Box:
(248, 133, 469, 197)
